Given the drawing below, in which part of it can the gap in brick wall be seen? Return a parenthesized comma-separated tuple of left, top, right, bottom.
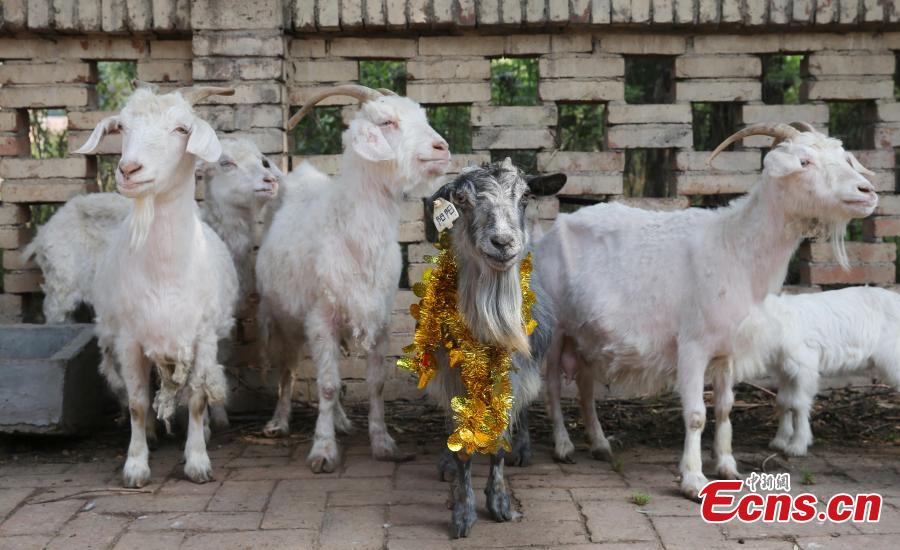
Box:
(96, 61, 137, 111)
(27, 108, 67, 227)
(491, 149, 537, 174)
(426, 105, 472, 154)
(828, 101, 875, 150)
(624, 149, 676, 198)
(895, 52, 900, 100)
(624, 56, 674, 104)
(557, 103, 605, 151)
(490, 57, 539, 106)
(689, 193, 742, 209)
(762, 54, 804, 105)
(292, 106, 343, 155)
(359, 60, 407, 95)
(692, 102, 740, 152)
(558, 196, 601, 214)
(399, 243, 410, 289)
(785, 247, 803, 285)
(97, 155, 120, 193)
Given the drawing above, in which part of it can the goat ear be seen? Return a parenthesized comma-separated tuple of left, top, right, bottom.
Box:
(74, 116, 119, 155)
(526, 173, 567, 196)
(186, 118, 222, 162)
(764, 150, 803, 179)
(348, 119, 394, 162)
(847, 152, 875, 177)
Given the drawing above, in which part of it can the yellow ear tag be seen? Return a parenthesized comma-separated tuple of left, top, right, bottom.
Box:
(432, 198, 459, 232)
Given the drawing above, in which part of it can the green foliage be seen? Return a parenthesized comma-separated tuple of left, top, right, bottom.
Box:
(800, 470, 816, 486)
(28, 109, 67, 227)
(625, 57, 673, 104)
(557, 103, 605, 151)
(359, 60, 407, 95)
(829, 101, 872, 150)
(611, 457, 624, 473)
(624, 149, 675, 198)
(292, 106, 344, 155)
(97, 156, 120, 193)
(762, 55, 803, 105)
(97, 61, 137, 111)
(692, 102, 739, 152)
(631, 492, 651, 506)
(427, 105, 472, 154)
(491, 58, 539, 106)
(491, 150, 537, 174)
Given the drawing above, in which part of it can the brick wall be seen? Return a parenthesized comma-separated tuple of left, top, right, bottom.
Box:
(2, 0, 900, 406)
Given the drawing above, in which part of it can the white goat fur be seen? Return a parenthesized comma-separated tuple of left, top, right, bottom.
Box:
(732, 287, 900, 456)
(75, 88, 238, 488)
(23, 138, 277, 323)
(539, 129, 878, 498)
(256, 93, 450, 472)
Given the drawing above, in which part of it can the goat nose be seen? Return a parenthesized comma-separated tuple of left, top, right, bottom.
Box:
(432, 139, 448, 152)
(119, 161, 143, 177)
(263, 175, 276, 184)
(858, 182, 875, 194)
(491, 234, 513, 249)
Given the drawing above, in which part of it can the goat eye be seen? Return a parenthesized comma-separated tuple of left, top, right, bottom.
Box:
(262, 159, 270, 168)
(175, 126, 189, 135)
(800, 159, 810, 167)
(219, 161, 236, 170)
(379, 120, 396, 128)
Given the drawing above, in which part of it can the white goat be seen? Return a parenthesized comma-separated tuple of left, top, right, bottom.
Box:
(426, 159, 566, 538)
(24, 138, 278, 322)
(74, 85, 238, 487)
(733, 286, 900, 456)
(256, 84, 450, 472)
(538, 122, 878, 499)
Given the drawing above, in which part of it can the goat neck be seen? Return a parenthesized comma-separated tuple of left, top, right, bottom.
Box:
(717, 180, 802, 302)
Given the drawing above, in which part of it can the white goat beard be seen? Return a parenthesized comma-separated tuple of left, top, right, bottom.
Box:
(129, 196, 154, 251)
(829, 220, 850, 269)
(458, 261, 531, 357)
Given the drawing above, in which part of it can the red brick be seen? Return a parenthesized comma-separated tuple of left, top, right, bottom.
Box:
(801, 263, 895, 285)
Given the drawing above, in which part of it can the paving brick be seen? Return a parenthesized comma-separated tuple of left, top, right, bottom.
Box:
(652, 515, 727, 549)
(207, 480, 275, 512)
(112, 531, 185, 550)
(0, 488, 33, 520)
(128, 512, 263, 532)
(580, 500, 657, 543)
(0, 500, 82, 536)
(45, 512, 128, 550)
(91, 493, 212, 514)
(260, 480, 325, 530)
(319, 506, 385, 550)
(182, 529, 316, 550)
(0, 535, 52, 550)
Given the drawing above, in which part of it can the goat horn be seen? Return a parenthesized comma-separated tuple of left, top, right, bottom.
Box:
(286, 84, 383, 130)
(377, 88, 398, 96)
(788, 121, 817, 133)
(176, 86, 236, 106)
(707, 123, 802, 166)
(131, 79, 158, 92)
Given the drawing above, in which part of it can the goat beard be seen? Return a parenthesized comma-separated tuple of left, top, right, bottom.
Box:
(457, 256, 531, 357)
(129, 196, 155, 251)
(803, 218, 850, 270)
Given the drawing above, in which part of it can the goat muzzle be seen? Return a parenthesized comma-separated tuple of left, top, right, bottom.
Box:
(286, 84, 385, 130)
(707, 122, 806, 166)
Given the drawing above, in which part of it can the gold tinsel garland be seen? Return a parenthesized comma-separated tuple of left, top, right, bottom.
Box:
(397, 231, 537, 455)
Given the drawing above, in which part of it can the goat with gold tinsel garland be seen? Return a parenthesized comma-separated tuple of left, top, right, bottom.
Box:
(397, 231, 537, 456)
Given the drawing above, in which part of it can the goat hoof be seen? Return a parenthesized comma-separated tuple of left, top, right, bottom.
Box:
(308, 440, 340, 473)
(122, 459, 151, 488)
(450, 500, 477, 539)
(508, 442, 532, 468)
(782, 443, 809, 458)
(715, 455, 742, 480)
(680, 471, 708, 502)
(262, 419, 290, 438)
(591, 445, 614, 463)
(768, 438, 788, 452)
(371, 434, 413, 462)
(553, 439, 576, 464)
(184, 454, 214, 484)
(485, 487, 512, 522)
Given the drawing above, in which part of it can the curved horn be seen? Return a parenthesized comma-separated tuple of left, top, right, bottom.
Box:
(286, 84, 383, 130)
(131, 79, 158, 93)
(377, 88, 398, 96)
(176, 86, 236, 106)
(788, 121, 817, 133)
(707, 123, 802, 166)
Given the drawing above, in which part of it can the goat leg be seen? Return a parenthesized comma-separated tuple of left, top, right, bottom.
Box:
(507, 408, 532, 467)
(485, 450, 512, 522)
(450, 452, 477, 538)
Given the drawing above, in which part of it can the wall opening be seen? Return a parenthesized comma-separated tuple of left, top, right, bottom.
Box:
(625, 56, 674, 104)
(426, 105, 472, 154)
(762, 54, 804, 105)
(557, 103, 605, 151)
(291, 106, 344, 155)
(692, 102, 740, 151)
(490, 58, 539, 106)
(624, 149, 676, 198)
(359, 60, 407, 95)
(828, 101, 875, 150)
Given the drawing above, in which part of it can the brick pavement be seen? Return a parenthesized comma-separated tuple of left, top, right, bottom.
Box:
(0, 423, 898, 549)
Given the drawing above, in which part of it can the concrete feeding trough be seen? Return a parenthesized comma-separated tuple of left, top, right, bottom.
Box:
(0, 324, 103, 434)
